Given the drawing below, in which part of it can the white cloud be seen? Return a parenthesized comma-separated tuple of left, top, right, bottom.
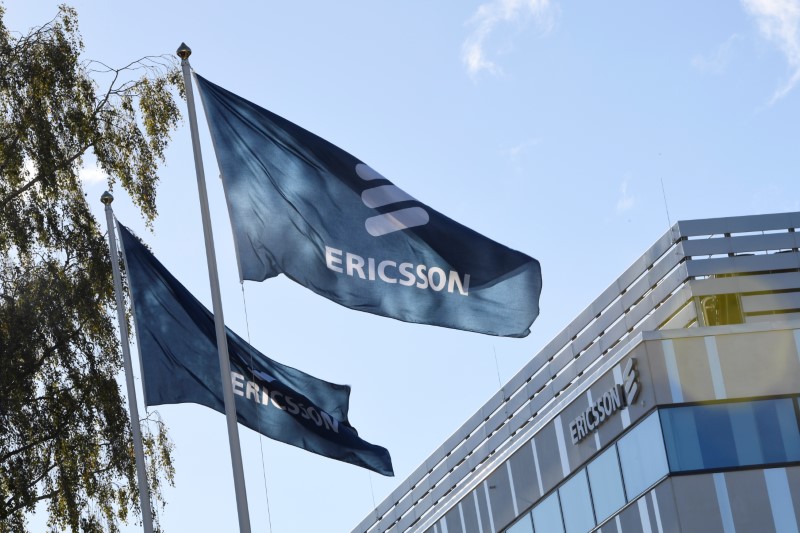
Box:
(691, 34, 741, 74)
(462, 0, 554, 77)
(616, 180, 635, 213)
(503, 137, 541, 158)
(742, 0, 800, 103)
(79, 164, 107, 184)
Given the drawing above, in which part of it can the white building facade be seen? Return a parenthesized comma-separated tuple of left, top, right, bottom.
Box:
(353, 211, 800, 533)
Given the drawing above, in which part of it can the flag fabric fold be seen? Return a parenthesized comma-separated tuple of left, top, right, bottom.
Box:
(117, 222, 393, 476)
(195, 74, 542, 338)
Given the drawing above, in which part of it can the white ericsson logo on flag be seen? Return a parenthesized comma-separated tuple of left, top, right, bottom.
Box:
(569, 358, 640, 445)
(322, 164, 471, 295)
(324, 246, 470, 296)
(230, 371, 341, 434)
(355, 163, 430, 237)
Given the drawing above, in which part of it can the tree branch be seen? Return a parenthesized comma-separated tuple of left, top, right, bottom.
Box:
(2, 489, 58, 519)
(0, 144, 92, 210)
(0, 430, 61, 464)
(1, 447, 125, 518)
(0, 459, 58, 518)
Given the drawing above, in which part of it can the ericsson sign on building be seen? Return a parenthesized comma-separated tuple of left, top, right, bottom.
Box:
(569, 359, 640, 445)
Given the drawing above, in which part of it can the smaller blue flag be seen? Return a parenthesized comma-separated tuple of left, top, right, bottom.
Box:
(117, 223, 393, 476)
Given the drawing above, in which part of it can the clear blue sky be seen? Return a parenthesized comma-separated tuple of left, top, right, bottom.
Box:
(8, 1, 800, 531)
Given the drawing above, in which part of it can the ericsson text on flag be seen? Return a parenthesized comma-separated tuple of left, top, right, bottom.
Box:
(324, 246, 471, 295)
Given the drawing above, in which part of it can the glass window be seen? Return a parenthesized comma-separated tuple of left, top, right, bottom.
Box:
(506, 513, 533, 533)
(661, 398, 800, 472)
(531, 491, 564, 533)
(559, 470, 595, 533)
(587, 446, 626, 523)
(755, 399, 800, 464)
(697, 294, 743, 326)
(661, 402, 738, 470)
(617, 411, 669, 497)
(660, 405, 703, 471)
(729, 400, 763, 465)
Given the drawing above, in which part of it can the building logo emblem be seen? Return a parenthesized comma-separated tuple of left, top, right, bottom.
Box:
(622, 357, 639, 405)
(568, 358, 641, 445)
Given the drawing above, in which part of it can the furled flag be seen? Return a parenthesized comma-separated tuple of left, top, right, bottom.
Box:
(117, 222, 393, 476)
(195, 74, 542, 338)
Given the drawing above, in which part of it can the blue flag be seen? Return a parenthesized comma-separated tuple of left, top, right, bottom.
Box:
(117, 223, 393, 476)
(196, 75, 542, 338)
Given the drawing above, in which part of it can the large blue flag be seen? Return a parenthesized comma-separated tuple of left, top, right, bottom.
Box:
(117, 223, 393, 476)
(196, 75, 542, 338)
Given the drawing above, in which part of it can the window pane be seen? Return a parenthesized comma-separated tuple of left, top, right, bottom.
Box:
(559, 470, 595, 533)
(618, 412, 669, 497)
(661, 406, 703, 471)
(755, 399, 800, 463)
(531, 492, 564, 533)
(663, 403, 738, 470)
(695, 404, 738, 468)
(662, 399, 800, 472)
(506, 513, 533, 533)
(729, 402, 763, 465)
(587, 446, 626, 523)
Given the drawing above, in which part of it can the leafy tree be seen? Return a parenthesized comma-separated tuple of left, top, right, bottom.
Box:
(0, 5, 182, 532)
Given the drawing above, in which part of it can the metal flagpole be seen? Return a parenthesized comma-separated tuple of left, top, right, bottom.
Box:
(101, 192, 154, 533)
(176, 42, 252, 533)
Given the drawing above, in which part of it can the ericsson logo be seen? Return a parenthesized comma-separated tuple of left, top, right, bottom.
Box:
(569, 358, 641, 445)
(622, 358, 639, 405)
(356, 163, 430, 237)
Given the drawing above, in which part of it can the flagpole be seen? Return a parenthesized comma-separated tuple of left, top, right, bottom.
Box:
(101, 192, 154, 533)
(177, 43, 252, 533)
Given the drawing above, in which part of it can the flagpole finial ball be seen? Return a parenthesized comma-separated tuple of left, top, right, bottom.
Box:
(177, 43, 192, 60)
(100, 191, 114, 205)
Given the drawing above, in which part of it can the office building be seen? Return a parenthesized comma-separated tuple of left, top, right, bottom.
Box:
(353, 211, 800, 533)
